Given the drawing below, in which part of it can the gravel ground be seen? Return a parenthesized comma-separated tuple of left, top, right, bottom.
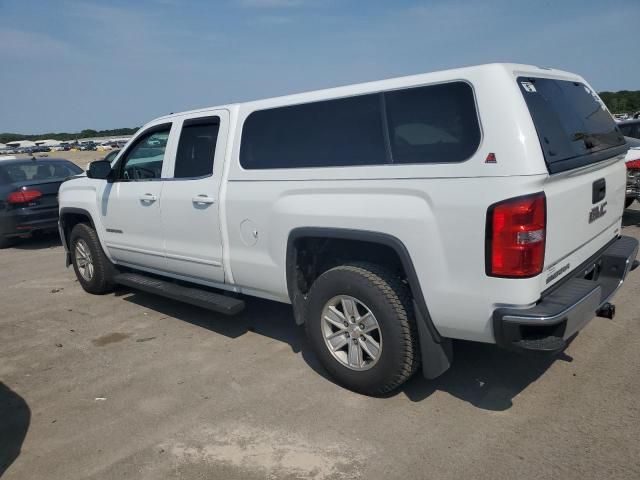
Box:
(1, 199, 639, 479)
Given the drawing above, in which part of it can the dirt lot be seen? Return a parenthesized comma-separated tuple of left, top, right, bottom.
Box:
(1, 195, 640, 478)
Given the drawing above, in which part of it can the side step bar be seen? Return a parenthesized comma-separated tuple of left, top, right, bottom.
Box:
(114, 273, 245, 315)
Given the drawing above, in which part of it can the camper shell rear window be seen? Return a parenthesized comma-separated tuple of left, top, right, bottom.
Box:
(518, 77, 627, 173)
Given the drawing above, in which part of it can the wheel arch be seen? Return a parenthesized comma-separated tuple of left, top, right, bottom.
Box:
(59, 207, 97, 266)
(285, 227, 453, 379)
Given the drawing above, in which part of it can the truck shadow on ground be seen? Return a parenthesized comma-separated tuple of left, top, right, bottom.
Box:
(122, 290, 566, 412)
(399, 340, 570, 410)
(0, 382, 31, 477)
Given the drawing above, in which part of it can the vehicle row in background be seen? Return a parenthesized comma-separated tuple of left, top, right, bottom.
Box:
(0, 140, 129, 156)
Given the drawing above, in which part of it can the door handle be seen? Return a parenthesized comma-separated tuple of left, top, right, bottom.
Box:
(192, 194, 215, 205)
(140, 193, 157, 203)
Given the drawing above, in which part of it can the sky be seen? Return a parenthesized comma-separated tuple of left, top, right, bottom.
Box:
(0, 0, 638, 134)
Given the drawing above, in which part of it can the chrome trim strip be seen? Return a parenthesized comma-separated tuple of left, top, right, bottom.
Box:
(165, 252, 222, 267)
(105, 243, 165, 258)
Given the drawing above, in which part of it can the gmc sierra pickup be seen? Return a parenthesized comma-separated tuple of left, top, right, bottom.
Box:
(58, 63, 638, 395)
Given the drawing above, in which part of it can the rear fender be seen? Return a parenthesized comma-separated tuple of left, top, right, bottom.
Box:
(286, 227, 453, 379)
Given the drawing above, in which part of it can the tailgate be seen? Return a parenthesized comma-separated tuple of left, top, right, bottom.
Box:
(516, 75, 629, 287)
(543, 157, 626, 288)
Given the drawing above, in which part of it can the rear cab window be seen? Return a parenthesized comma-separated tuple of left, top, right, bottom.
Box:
(518, 77, 627, 173)
(174, 117, 220, 178)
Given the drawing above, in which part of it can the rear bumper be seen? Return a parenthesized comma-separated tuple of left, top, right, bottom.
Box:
(0, 208, 59, 238)
(493, 235, 639, 354)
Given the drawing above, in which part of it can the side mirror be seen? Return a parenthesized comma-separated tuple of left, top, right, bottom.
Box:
(87, 160, 113, 181)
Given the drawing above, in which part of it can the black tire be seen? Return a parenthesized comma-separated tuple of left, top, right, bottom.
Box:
(305, 262, 420, 396)
(625, 197, 634, 209)
(69, 223, 115, 294)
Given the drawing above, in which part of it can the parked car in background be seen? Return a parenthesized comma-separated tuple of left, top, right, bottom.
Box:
(619, 119, 640, 140)
(54, 143, 71, 152)
(624, 136, 640, 208)
(0, 158, 83, 248)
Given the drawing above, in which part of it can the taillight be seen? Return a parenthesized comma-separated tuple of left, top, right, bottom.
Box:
(7, 189, 43, 205)
(486, 192, 546, 278)
(626, 159, 640, 169)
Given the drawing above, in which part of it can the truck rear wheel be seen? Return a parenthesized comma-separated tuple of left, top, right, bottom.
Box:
(70, 223, 115, 294)
(305, 262, 419, 396)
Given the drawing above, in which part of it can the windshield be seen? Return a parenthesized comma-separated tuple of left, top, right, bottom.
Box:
(518, 77, 626, 173)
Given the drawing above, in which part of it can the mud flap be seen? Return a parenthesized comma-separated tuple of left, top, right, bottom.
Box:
(413, 300, 453, 379)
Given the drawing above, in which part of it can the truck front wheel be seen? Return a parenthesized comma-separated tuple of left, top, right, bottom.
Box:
(69, 223, 115, 294)
(305, 262, 420, 396)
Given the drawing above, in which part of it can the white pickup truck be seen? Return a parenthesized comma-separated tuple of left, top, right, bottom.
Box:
(59, 63, 638, 395)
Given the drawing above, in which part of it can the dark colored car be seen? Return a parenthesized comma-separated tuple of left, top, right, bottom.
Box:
(0, 158, 83, 248)
(619, 119, 640, 140)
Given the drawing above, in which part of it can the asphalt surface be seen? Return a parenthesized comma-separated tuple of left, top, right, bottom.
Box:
(1, 207, 640, 479)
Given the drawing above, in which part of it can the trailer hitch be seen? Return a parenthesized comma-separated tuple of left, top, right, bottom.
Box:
(596, 302, 616, 320)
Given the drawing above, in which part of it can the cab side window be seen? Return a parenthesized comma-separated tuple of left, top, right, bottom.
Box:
(118, 126, 171, 181)
(174, 117, 220, 179)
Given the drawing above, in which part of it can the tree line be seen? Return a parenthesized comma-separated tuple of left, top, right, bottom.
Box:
(598, 90, 640, 114)
(0, 127, 139, 144)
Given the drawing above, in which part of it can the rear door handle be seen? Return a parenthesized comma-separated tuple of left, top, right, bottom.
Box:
(192, 194, 215, 205)
(140, 193, 157, 203)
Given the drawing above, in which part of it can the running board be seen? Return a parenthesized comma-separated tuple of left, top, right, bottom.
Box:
(114, 273, 245, 315)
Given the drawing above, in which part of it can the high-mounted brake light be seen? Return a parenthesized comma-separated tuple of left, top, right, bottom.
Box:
(7, 189, 43, 205)
(486, 192, 546, 278)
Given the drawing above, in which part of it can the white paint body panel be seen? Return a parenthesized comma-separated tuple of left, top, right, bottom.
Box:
(159, 110, 229, 283)
(59, 63, 626, 344)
